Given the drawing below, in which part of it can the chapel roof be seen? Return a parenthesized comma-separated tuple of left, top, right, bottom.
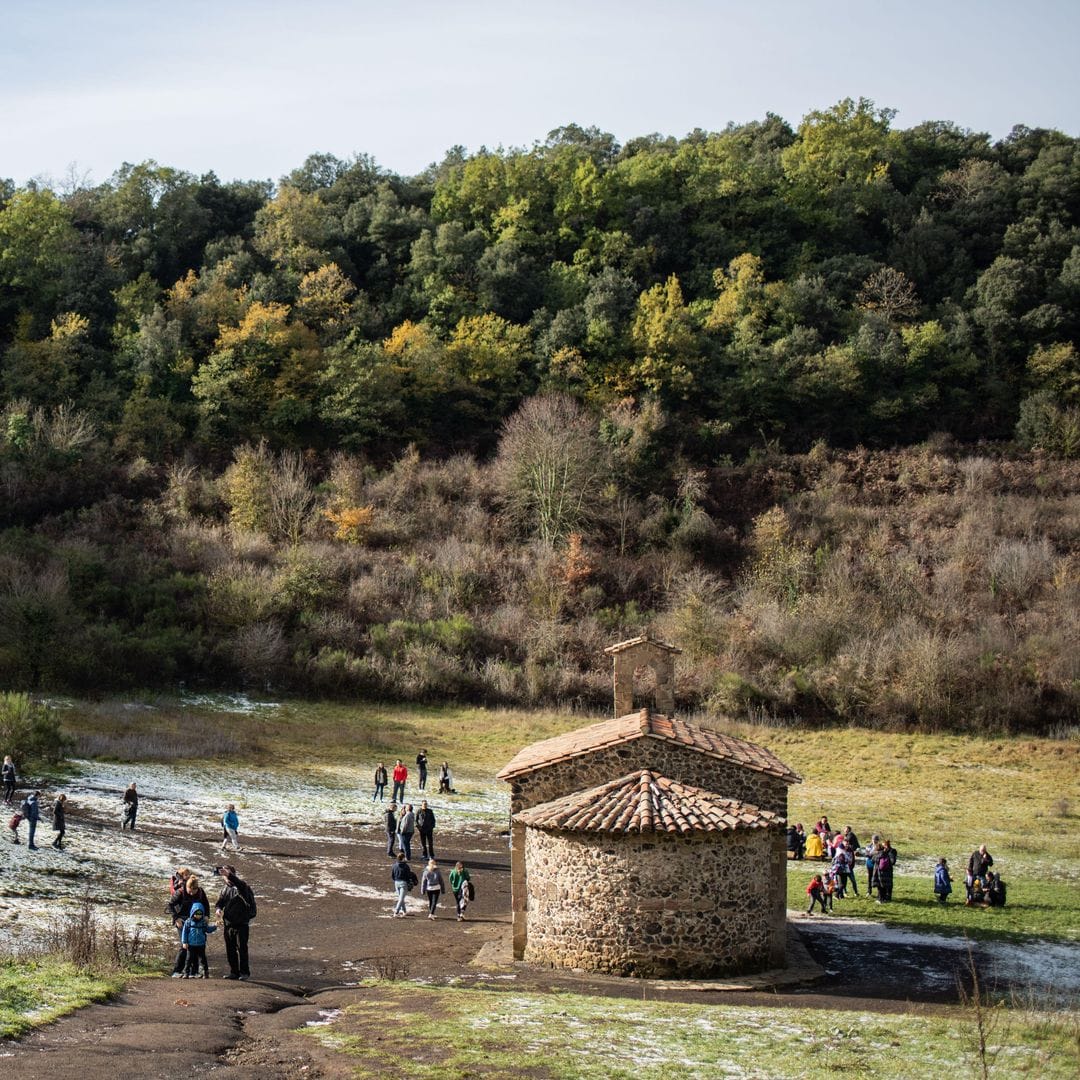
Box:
(496, 708, 801, 784)
(602, 634, 682, 655)
(514, 769, 783, 835)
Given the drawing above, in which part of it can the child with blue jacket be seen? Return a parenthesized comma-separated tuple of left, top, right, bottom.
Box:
(181, 902, 217, 977)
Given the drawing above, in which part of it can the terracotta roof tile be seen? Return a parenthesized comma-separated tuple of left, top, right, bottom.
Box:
(515, 770, 783, 835)
(496, 709, 801, 784)
(603, 634, 681, 655)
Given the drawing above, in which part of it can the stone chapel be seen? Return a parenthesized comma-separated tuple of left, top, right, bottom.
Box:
(497, 635, 801, 977)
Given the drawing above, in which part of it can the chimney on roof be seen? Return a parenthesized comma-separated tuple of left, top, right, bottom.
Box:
(603, 635, 682, 717)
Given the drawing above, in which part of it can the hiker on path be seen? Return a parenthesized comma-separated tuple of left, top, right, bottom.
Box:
(23, 790, 41, 850)
(373, 763, 388, 802)
(417, 800, 436, 859)
(169, 874, 211, 976)
(397, 803, 415, 861)
(121, 782, 139, 830)
(51, 793, 66, 849)
(215, 865, 256, 980)
(391, 852, 415, 917)
(181, 902, 216, 977)
(416, 749, 428, 791)
(449, 861, 472, 921)
(2, 755, 15, 804)
(421, 859, 445, 919)
(385, 804, 398, 856)
(391, 760, 408, 803)
(221, 804, 241, 852)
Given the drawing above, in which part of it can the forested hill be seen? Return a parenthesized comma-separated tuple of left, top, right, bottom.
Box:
(1, 98, 1078, 462)
(0, 101, 1078, 734)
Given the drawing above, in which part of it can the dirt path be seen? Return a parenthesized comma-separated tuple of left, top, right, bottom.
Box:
(2, 811, 971, 1078)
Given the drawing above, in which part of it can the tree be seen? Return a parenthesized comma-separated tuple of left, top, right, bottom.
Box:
(856, 266, 920, 323)
(626, 274, 699, 397)
(494, 393, 609, 546)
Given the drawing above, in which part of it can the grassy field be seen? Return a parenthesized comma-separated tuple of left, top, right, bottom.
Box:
(304, 982, 1080, 1080)
(0, 958, 125, 1039)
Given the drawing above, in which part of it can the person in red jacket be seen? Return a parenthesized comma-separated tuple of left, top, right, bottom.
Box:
(806, 874, 829, 915)
(391, 760, 408, 803)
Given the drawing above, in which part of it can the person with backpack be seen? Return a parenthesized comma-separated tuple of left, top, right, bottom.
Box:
(181, 902, 217, 977)
(933, 858, 953, 903)
(214, 865, 256, 980)
(876, 840, 897, 902)
(2, 755, 16, 804)
(449, 862, 472, 921)
(23, 790, 41, 850)
(391, 852, 416, 917)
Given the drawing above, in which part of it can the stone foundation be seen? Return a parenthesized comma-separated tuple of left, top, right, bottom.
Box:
(523, 826, 782, 977)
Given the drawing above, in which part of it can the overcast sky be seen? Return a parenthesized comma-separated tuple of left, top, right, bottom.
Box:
(3, 0, 1078, 187)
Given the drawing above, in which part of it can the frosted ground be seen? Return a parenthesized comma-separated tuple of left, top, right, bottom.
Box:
(0, 754, 509, 953)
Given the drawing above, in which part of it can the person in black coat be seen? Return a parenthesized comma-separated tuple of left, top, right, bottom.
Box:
(385, 804, 397, 856)
(215, 865, 256, 980)
(417, 800, 436, 859)
(51, 793, 66, 849)
(167, 874, 211, 976)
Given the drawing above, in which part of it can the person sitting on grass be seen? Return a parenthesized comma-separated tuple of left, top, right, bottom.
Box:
(987, 872, 1007, 908)
(806, 874, 829, 915)
(933, 858, 952, 903)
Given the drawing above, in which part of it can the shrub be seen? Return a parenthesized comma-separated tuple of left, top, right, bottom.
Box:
(0, 692, 71, 767)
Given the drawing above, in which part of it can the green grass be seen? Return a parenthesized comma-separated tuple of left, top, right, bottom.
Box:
(0, 958, 125, 1039)
(304, 982, 1080, 1080)
(786, 867, 1079, 942)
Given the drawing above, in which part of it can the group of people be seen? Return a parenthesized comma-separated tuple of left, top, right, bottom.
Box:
(384, 801, 438, 859)
(795, 816, 1007, 914)
(7, 783, 67, 851)
(166, 864, 257, 980)
(372, 753, 453, 801)
(933, 845, 1006, 907)
(390, 853, 474, 920)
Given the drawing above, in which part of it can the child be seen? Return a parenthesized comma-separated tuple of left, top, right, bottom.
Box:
(933, 858, 952, 903)
(822, 867, 839, 909)
(806, 874, 829, 915)
(181, 902, 217, 977)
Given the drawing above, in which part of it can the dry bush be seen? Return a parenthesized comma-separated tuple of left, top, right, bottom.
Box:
(301, 610, 366, 653)
(162, 462, 222, 522)
(988, 538, 1054, 604)
(959, 456, 996, 493)
(204, 562, 278, 627)
(167, 523, 235, 575)
(229, 620, 288, 683)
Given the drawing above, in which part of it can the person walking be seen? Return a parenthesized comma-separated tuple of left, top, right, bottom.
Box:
(51, 793, 66, 849)
(181, 902, 217, 977)
(421, 859, 445, 919)
(397, 803, 415, 861)
(416, 749, 428, 791)
(390, 852, 415, 917)
(2, 755, 15, 804)
(372, 763, 388, 802)
(417, 800, 436, 859)
(385, 804, 398, 857)
(121, 782, 139, 831)
(391, 760, 408, 803)
(215, 865, 256, 981)
(23, 790, 41, 850)
(221, 804, 241, 852)
(449, 861, 472, 921)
